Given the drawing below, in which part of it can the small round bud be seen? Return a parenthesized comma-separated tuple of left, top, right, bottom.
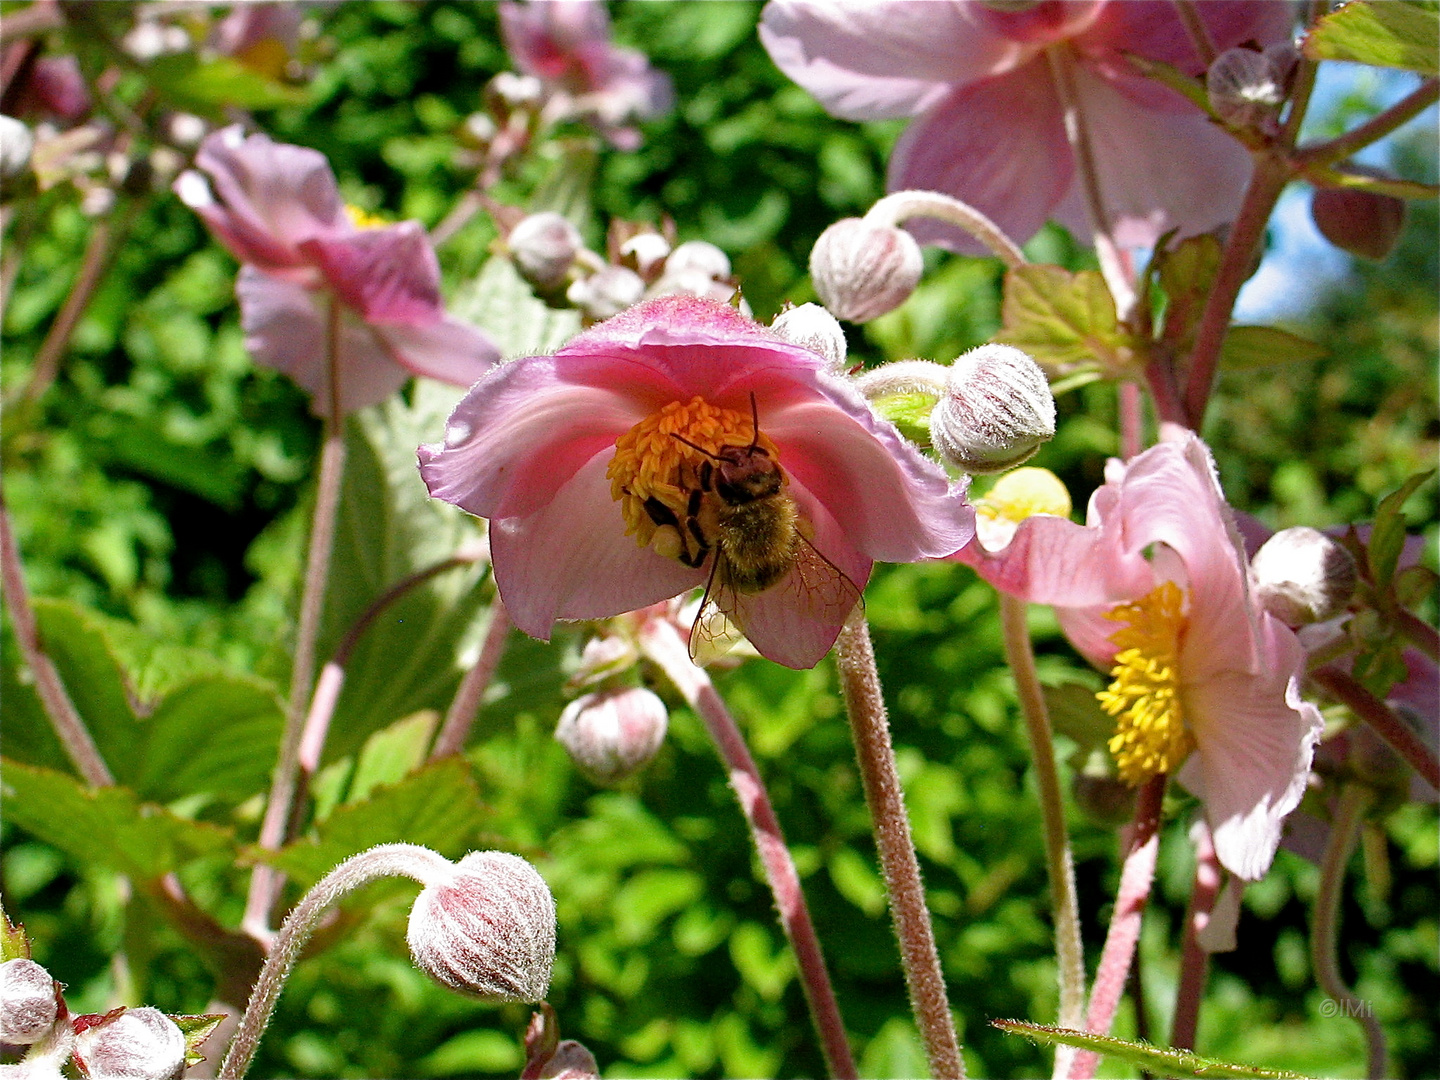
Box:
(973, 466, 1071, 551)
(647, 266, 739, 305)
(930, 344, 1055, 474)
(487, 72, 545, 113)
(0, 115, 35, 181)
(771, 303, 848, 373)
(1250, 526, 1358, 625)
(1207, 46, 1285, 131)
(619, 232, 671, 277)
(407, 851, 556, 1002)
(1311, 185, 1406, 262)
(541, 1040, 601, 1079)
(556, 687, 668, 784)
(809, 217, 922, 323)
(1, 958, 59, 1044)
(566, 265, 645, 321)
(569, 634, 640, 689)
(72, 1007, 186, 1080)
(664, 240, 730, 282)
(509, 212, 583, 291)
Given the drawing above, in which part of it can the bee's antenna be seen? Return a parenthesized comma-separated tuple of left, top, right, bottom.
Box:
(747, 391, 760, 451)
(671, 433, 722, 461)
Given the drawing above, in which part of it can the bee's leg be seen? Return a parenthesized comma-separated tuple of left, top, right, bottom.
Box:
(697, 460, 713, 492)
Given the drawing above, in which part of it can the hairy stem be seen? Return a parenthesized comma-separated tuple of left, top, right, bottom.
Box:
(998, 596, 1086, 1079)
(1312, 666, 1439, 791)
(640, 616, 857, 1079)
(431, 598, 512, 760)
(867, 191, 1027, 270)
(1169, 820, 1221, 1051)
(835, 611, 964, 1079)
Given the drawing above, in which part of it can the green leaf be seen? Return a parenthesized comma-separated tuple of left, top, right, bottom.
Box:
(346, 709, 441, 807)
(137, 674, 283, 802)
(1220, 325, 1327, 369)
(1367, 469, 1436, 591)
(419, 1030, 523, 1076)
(2, 904, 31, 960)
(0, 761, 234, 879)
(828, 846, 887, 917)
(451, 256, 582, 361)
(993, 264, 1138, 374)
(728, 921, 796, 1002)
(172, 1014, 227, 1068)
(611, 868, 705, 944)
(261, 757, 485, 886)
(991, 1020, 1312, 1079)
(144, 54, 308, 113)
(1156, 233, 1225, 357)
(1304, 1, 1439, 76)
(1042, 682, 1114, 752)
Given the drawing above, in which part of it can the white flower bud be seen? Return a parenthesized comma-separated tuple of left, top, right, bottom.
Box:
(647, 267, 737, 304)
(1250, 526, 1358, 625)
(569, 633, 640, 689)
(566, 265, 645, 321)
(407, 851, 556, 1002)
(1, 115, 35, 181)
(771, 303, 848, 373)
(930, 344, 1055, 474)
(556, 687, 668, 784)
(1311, 185, 1406, 262)
(809, 217, 923, 323)
(509, 212, 583, 291)
(72, 1007, 186, 1080)
(619, 232, 671, 277)
(1207, 47, 1285, 131)
(664, 240, 730, 281)
(1, 958, 59, 1045)
(488, 72, 545, 111)
(541, 1040, 601, 1079)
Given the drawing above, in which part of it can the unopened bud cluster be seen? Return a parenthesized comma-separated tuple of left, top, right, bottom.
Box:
(1, 958, 59, 1045)
(930, 345, 1055, 474)
(1250, 526, 1357, 626)
(556, 686, 669, 785)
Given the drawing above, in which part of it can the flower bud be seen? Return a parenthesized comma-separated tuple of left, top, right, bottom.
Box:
(487, 72, 545, 113)
(541, 1040, 601, 1079)
(569, 634, 640, 690)
(771, 303, 848, 373)
(930, 344, 1055, 474)
(72, 1007, 185, 1080)
(1250, 526, 1358, 625)
(1311, 185, 1406, 262)
(619, 232, 671, 278)
(408, 851, 556, 1003)
(509, 212, 583, 291)
(1207, 46, 1285, 132)
(0, 115, 35, 182)
(809, 217, 922, 323)
(1, 958, 60, 1045)
(566, 265, 645, 321)
(664, 240, 730, 282)
(556, 687, 668, 784)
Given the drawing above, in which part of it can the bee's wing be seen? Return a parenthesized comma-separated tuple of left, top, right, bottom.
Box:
(688, 556, 745, 664)
(781, 534, 865, 628)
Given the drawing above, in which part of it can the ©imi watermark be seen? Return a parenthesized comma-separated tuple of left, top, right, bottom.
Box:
(1319, 997, 1374, 1019)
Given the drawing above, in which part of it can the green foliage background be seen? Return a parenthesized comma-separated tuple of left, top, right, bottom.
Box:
(2, 3, 1436, 1078)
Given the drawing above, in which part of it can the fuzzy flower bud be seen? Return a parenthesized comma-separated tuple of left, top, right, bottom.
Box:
(809, 217, 922, 323)
(1311, 184, 1406, 262)
(72, 1007, 186, 1080)
(619, 232, 671, 278)
(0, 115, 35, 182)
(569, 634, 640, 690)
(555, 687, 668, 784)
(567, 265, 645, 321)
(664, 240, 731, 281)
(771, 303, 848, 373)
(407, 851, 556, 1002)
(509, 212, 583, 291)
(541, 1040, 601, 1079)
(1, 958, 59, 1045)
(930, 344, 1055, 474)
(1207, 46, 1286, 132)
(1250, 526, 1358, 625)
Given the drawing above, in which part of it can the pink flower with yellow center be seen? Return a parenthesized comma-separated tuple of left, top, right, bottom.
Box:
(759, 0, 1293, 254)
(175, 126, 499, 416)
(956, 436, 1323, 880)
(419, 295, 975, 669)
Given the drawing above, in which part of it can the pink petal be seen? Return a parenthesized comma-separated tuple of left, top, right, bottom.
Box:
(376, 317, 500, 387)
(302, 223, 444, 325)
(759, 0, 1024, 121)
(489, 452, 705, 640)
(501, 0, 611, 84)
(1055, 602, 1130, 671)
(967, 1, 1106, 46)
(888, 60, 1073, 254)
(955, 512, 1150, 610)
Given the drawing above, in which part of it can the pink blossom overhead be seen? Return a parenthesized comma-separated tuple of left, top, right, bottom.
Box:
(500, 0, 673, 150)
(419, 295, 975, 669)
(759, 0, 1294, 254)
(175, 126, 498, 416)
(956, 432, 1323, 880)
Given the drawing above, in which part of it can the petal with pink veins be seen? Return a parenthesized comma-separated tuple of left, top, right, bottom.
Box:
(376, 317, 500, 389)
(303, 223, 445, 325)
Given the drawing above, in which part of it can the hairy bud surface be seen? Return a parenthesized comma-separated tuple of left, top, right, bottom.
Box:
(72, 1007, 186, 1080)
(770, 303, 848, 372)
(1, 958, 59, 1045)
(809, 217, 922, 323)
(510, 213, 583, 290)
(930, 344, 1055, 474)
(555, 687, 668, 784)
(1250, 526, 1357, 625)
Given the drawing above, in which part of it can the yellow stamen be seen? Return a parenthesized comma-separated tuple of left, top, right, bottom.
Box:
(345, 205, 389, 230)
(1096, 580, 1194, 785)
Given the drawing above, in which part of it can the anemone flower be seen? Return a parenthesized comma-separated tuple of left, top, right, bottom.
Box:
(175, 126, 498, 416)
(759, 0, 1293, 254)
(420, 295, 974, 669)
(956, 434, 1322, 880)
(500, 0, 673, 151)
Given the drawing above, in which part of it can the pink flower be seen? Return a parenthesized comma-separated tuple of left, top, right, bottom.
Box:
(175, 127, 498, 416)
(500, 0, 673, 150)
(419, 295, 974, 669)
(957, 433, 1323, 880)
(759, 1, 1293, 254)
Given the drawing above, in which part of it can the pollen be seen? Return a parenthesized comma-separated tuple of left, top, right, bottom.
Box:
(1096, 580, 1195, 785)
(606, 396, 779, 558)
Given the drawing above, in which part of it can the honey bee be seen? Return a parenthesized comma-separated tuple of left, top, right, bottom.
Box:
(641, 395, 864, 661)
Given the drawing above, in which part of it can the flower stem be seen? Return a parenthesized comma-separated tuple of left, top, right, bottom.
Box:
(1311, 665, 1440, 791)
(1068, 774, 1165, 1080)
(997, 596, 1086, 1079)
(640, 616, 857, 1079)
(1312, 783, 1387, 1080)
(0, 489, 114, 787)
(1118, 382, 1144, 458)
(219, 844, 453, 1079)
(1395, 609, 1439, 664)
(835, 611, 964, 1080)
(431, 597, 512, 760)
(1169, 0, 1217, 67)
(1169, 819, 1221, 1051)
(867, 191, 1027, 270)
(1294, 78, 1439, 172)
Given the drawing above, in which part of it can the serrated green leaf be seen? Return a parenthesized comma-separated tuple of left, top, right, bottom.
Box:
(346, 709, 441, 807)
(991, 1020, 1312, 1078)
(993, 264, 1136, 374)
(137, 674, 283, 802)
(171, 1013, 227, 1066)
(1220, 325, 1327, 369)
(1157, 233, 1224, 356)
(0, 761, 234, 879)
(260, 757, 484, 886)
(1304, 1, 1439, 76)
(1042, 682, 1114, 752)
(1368, 469, 1436, 590)
(450, 257, 582, 361)
(2, 904, 31, 960)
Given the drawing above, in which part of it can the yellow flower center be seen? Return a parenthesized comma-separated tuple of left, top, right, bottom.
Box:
(974, 466, 1071, 549)
(1096, 580, 1194, 785)
(605, 396, 780, 564)
(345, 205, 389, 230)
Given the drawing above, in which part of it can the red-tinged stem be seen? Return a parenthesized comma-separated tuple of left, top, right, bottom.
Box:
(1068, 775, 1166, 1080)
(640, 616, 857, 1079)
(835, 611, 965, 1080)
(0, 490, 114, 787)
(431, 598, 511, 760)
(1294, 79, 1439, 173)
(1170, 820, 1221, 1051)
(1395, 609, 1439, 664)
(1311, 666, 1439, 792)
(1169, 0, 1217, 67)
(1118, 382, 1144, 459)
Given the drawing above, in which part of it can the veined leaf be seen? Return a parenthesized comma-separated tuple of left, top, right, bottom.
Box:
(994, 264, 1137, 374)
(1303, 1, 1439, 76)
(1220, 325, 1327, 369)
(1368, 469, 1436, 591)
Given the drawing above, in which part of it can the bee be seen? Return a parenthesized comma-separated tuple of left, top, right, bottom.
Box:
(640, 394, 863, 661)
